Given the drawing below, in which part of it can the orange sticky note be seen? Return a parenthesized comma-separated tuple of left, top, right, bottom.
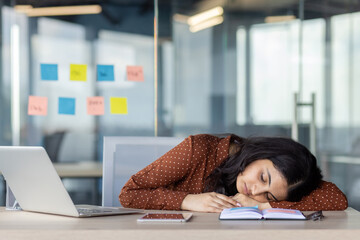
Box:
(126, 65, 144, 82)
(110, 97, 128, 114)
(28, 96, 48, 116)
(87, 97, 104, 115)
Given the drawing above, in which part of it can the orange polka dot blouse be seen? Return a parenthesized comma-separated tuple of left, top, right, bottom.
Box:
(119, 134, 348, 211)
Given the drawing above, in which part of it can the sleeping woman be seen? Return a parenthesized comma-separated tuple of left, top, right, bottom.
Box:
(119, 134, 347, 212)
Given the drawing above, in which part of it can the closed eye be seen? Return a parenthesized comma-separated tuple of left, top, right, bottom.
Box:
(260, 172, 266, 183)
(265, 193, 271, 201)
(265, 169, 278, 201)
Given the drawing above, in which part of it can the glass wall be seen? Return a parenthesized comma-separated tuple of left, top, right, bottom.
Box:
(0, 1, 155, 205)
(159, 0, 360, 210)
(1, 0, 360, 210)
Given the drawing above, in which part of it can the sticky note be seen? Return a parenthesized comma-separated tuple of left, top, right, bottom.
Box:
(87, 97, 104, 115)
(70, 64, 87, 81)
(110, 97, 128, 114)
(126, 66, 144, 82)
(28, 96, 48, 116)
(40, 64, 58, 81)
(58, 97, 75, 115)
(97, 65, 114, 81)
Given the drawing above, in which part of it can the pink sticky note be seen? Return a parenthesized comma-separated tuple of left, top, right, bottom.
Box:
(126, 65, 144, 82)
(28, 96, 48, 116)
(87, 97, 104, 115)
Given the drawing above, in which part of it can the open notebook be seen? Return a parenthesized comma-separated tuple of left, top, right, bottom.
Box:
(0, 146, 142, 217)
(220, 207, 306, 220)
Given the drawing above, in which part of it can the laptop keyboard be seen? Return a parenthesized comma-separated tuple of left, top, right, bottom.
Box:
(77, 208, 103, 214)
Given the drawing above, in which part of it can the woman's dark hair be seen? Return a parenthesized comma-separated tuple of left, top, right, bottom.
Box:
(204, 134, 323, 202)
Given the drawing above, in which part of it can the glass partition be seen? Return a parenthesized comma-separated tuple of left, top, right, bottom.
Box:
(1, 1, 155, 205)
(1, 0, 360, 210)
(156, 0, 360, 210)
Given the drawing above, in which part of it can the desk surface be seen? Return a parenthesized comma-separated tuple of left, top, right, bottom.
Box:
(0, 207, 360, 240)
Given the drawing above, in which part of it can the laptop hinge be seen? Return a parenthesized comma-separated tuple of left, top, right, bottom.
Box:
(6, 185, 22, 211)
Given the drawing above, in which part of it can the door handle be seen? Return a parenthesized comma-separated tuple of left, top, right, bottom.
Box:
(292, 93, 316, 155)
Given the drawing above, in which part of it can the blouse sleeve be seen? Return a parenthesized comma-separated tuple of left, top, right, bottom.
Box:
(269, 181, 348, 211)
(119, 136, 193, 210)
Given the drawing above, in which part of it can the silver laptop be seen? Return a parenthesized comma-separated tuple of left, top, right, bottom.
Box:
(0, 146, 142, 217)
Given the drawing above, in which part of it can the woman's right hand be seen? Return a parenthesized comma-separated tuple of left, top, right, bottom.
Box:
(180, 192, 240, 213)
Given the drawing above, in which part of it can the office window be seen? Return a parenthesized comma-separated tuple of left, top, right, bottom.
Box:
(331, 14, 351, 128)
(250, 21, 299, 125)
(236, 27, 246, 125)
(97, 30, 154, 135)
(236, 19, 325, 126)
(172, 21, 212, 132)
(300, 19, 325, 127)
(331, 13, 360, 127)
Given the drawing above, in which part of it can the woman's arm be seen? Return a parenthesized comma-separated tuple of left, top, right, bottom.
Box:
(232, 181, 348, 211)
(119, 134, 239, 212)
(181, 192, 240, 212)
(269, 181, 348, 211)
(119, 137, 192, 210)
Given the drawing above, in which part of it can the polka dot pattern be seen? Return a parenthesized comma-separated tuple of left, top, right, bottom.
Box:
(119, 134, 348, 211)
(119, 134, 231, 210)
(270, 181, 348, 211)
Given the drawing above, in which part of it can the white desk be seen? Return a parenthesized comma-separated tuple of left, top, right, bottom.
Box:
(0, 208, 359, 240)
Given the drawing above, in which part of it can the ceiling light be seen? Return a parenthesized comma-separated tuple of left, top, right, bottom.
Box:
(189, 16, 224, 33)
(173, 13, 189, 24)
(187, 6, 223, 26)
(14, 5, 33, 13)
(15, 5, 102, 17)
(265, 15, 296, 23)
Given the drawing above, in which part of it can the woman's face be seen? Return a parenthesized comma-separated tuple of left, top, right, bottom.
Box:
(236, 159, 288, 202)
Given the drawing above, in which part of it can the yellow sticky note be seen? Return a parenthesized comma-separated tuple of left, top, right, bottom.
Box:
(70, 64, 87, 81)
(110, 97, 128, 114)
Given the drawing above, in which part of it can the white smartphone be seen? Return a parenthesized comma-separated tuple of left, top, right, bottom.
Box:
(137, 213, 193, 223)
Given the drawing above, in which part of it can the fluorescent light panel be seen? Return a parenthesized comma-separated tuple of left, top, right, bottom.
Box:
(187, 6, 223, 26)
(173, 13, 189, 24)
(189, 16, 224, 33)
(14, 5, 33, 11)
(15, 4, 102, 17)
(265, 15, 296, 23)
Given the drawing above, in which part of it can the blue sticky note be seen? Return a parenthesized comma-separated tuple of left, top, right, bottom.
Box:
(41, 64, 58, 81)
(58, 97, 75, 115)
(97, 65, 114, 81)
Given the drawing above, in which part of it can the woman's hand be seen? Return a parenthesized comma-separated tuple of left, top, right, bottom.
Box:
(181, 192, 241, 213)
(232, 193, 271, 210)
